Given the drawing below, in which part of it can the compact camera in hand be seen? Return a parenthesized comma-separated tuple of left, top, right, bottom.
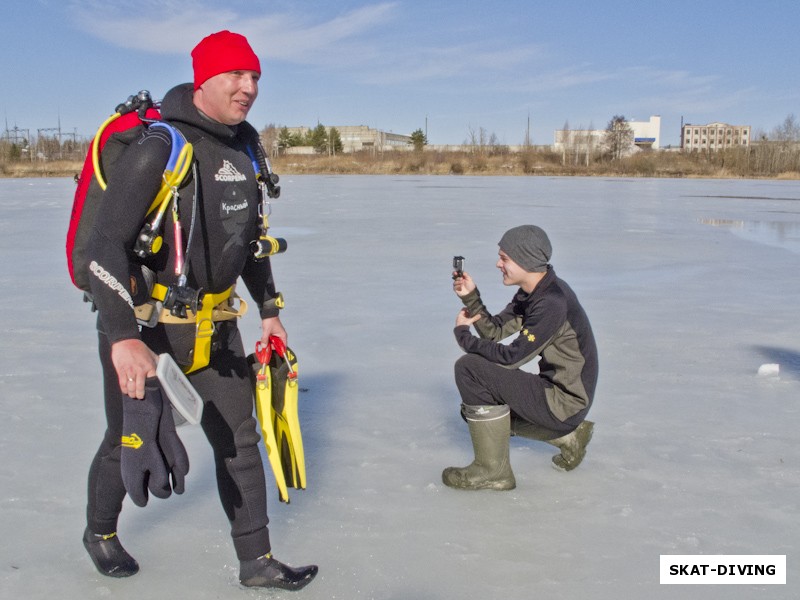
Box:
(452, 255, 464, 280)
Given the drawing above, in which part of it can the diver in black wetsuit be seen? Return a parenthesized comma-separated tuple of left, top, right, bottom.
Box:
(82, 30, 317, 591)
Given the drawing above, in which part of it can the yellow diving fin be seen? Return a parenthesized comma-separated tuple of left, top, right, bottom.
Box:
(269, 338, 306, 490)
(250, 343, 289, 503)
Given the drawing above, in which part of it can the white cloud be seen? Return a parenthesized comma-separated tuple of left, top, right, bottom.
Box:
(356, 43, 544, 85)
(67, 0, 542, 86)
(68, 0, 399, 61)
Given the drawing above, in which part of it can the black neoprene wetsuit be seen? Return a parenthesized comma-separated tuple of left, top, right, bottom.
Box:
(85, 83, 280, 560)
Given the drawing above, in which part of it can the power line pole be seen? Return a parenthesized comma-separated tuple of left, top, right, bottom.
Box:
(526, 111, 531, 147)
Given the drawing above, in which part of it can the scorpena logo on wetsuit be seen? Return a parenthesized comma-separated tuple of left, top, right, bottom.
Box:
(215, 160, 247, 182)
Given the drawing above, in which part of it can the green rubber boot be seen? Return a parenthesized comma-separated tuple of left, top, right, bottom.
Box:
(442, 404, 516, 491)
(548, 420, 594, 471)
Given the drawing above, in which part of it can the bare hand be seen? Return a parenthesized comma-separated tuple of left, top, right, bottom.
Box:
(111, 338, 158, 399)
(456, 308, 481, 328)
(452, 270, 476, 297)
(261, 316, 287, 347)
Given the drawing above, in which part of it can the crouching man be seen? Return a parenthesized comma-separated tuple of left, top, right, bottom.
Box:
(444, 225, 599, 491)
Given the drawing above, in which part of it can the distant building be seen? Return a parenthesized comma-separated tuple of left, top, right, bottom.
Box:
(681, 122, 751, 152)
(631, 115, 661, 149)
(553, 128, 605, 154)
(281, 125, 412, 153)
(553, 116, 661, 154)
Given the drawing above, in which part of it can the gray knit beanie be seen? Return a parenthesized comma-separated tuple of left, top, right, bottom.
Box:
(498, 225, 552, 272)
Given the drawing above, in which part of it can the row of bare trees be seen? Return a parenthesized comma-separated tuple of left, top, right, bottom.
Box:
(1, 135, 89, 165)
(558, 115, 635, 166)
(4, 115, 799, 178)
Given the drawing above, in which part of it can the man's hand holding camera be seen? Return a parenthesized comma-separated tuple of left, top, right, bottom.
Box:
(452, 255, 480, 327)
(452, 270, 476, 297)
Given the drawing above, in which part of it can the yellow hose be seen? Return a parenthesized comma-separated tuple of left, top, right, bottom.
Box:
(91, 113, 121, 191)
(92, 110, 193, 217)
(146, 142, 194, 217)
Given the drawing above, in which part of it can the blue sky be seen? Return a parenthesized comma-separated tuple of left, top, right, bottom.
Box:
(3, 0, 798, 146)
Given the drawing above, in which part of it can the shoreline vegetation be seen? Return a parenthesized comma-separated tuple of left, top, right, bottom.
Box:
(2, 147, 799, 180)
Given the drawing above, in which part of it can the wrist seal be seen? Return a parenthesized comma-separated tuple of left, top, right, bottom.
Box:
(264, 293, 285, 312)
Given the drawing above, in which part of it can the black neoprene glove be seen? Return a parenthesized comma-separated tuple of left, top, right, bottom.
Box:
(120, 383, 172, 507)
(156, 384, 190, 495)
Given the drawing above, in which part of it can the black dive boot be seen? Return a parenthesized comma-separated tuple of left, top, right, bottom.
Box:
(239, 554, 318, 591)
(83, 528, 139, 577)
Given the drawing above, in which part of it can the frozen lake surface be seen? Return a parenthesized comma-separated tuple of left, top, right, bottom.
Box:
(0, 175, 798, 599)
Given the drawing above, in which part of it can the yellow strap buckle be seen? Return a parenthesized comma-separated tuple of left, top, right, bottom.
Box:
(137, 284, 249, 374)
(183, 288, 236, 374)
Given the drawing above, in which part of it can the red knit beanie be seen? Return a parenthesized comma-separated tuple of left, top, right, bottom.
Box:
(191, 30, 261, 89)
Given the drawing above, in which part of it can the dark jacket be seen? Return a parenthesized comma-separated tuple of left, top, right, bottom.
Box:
(455, 267, 598, 421)
(87, 83, 279, 344)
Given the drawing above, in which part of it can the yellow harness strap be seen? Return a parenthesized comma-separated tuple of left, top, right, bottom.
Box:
(146, 284, 248, 374)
